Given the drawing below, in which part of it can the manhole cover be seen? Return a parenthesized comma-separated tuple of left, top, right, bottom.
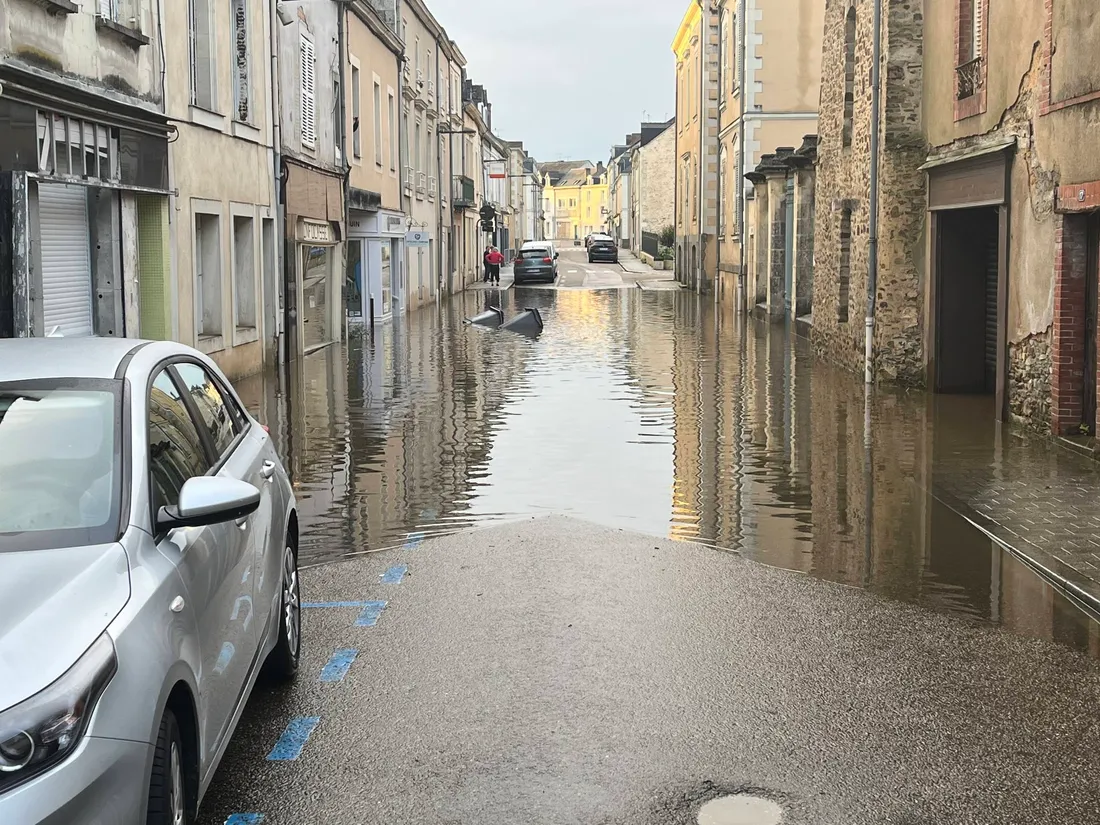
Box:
(697, 794, 783, 825)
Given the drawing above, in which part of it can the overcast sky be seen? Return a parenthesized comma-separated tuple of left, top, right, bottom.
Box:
(424, 0, 681, 165)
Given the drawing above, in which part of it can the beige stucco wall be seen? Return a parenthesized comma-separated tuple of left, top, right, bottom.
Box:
(756, 0, 824, 113)
(2, 1, 162, 105)
(638, 126, 676, 235)
(676, 29, 702, 241)
(166, 0, 275, 378)
(347, 15, 401, 212)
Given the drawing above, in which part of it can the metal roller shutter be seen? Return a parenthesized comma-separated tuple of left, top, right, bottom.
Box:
(38, 183, 93, 337)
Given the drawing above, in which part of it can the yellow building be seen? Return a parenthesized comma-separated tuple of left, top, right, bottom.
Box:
(541, 164, 609, 242)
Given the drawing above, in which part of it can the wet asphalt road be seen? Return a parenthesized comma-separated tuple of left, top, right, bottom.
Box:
(211, 249, 1100, 823)
(200, 517, 1100, 825)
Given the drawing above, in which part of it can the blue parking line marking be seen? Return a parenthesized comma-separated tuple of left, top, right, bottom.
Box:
(302, 601, 367, 609)
(381, 564, 408, 584)
(224, 816, 264, 825)
(266, 716, 321, 761)
(320, 648, 359, 682)
(404, 531, 426, 549)
(356, 600, 388, 626)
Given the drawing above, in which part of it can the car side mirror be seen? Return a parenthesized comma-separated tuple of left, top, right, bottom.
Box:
(554, 252, 559, 259)
(158, 476, 261, 530)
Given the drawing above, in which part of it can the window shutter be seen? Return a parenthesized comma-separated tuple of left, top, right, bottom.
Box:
(98, 0, 112, 18)
(233, 0, 249, 122)
(300, 35, 316, 148)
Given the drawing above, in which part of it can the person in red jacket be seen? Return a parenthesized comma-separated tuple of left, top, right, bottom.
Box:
(486, 247, 505, 285)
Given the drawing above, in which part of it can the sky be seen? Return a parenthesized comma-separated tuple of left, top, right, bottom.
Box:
(423, 0, 682, 165)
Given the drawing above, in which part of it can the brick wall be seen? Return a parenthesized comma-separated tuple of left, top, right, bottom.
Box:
(1051, 213, 1090, 434)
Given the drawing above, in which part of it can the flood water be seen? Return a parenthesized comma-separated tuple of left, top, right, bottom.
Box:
(235, 287, 1100, 659)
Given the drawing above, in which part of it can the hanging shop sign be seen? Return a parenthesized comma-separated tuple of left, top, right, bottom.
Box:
(405, 230, 430, 247)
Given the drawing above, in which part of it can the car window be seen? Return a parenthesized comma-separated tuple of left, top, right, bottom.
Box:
(172, 363, 241, 460)
(520, 248, 550, 259)
(148, 370, 213, 515)
(0, 382, 120, 547)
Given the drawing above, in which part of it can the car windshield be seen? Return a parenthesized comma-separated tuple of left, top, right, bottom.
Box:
(0, 380, 122, 551)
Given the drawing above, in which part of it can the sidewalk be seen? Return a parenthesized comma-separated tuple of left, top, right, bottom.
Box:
(467, 265, 513, 291)
(925, 421, 1100, 614)
(617, 249, 681, 289)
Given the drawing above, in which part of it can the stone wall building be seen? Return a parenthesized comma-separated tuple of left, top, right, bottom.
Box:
(629, 120, 676, 260)
(811, 0, 926, 384)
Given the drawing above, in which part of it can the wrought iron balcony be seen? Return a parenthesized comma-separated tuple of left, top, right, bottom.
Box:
(453, 175, 475, 208)
(956, 56, 984, 101)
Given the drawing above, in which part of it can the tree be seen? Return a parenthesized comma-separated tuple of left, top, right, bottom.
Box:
(659, 225, 675, 248)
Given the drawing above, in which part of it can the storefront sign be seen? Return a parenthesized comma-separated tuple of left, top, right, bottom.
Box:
(405, 230, 430, 247)
(298, 219, 336, 244)
(387, 216, 405, 232)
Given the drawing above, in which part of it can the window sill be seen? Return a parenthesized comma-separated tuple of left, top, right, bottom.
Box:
(233, 326, 259, 347)
(232, 120, 263, 144)
(37, 0, 78, 15)
(189, 106, 227, 133)
(95, 16, 150, 48)
(197, 334, 225, 355)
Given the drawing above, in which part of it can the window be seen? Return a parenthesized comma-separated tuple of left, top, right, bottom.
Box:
(720, 8, 729, 99)
(97, 0, 133, 24)
(373, 82, 383, 165)
(194, 211, 222, 337)
(300, 34, 316, 149)
(838, 208, 852, 323)
(0, 383, 120, 545)
(188, 0, 216, 110)
(956, 0, 987, 103)
(148, 370, 212, 515)
(570, 199, 575, 207)
(388, 93, 397, 170)
(719, 144, 727, 236)
(232, 214, 256, 330)
(734, 145, 742, 234)
(427, 125, 433, 178)
(587, 191, 591, 202)
(414, 121, 422, 172)
(262, 218, 275, 324)
(843, 8, 856, 148)
(231, 0, 250, 122)
(333, 75, 341, 162)
(351, 66, 362, 158)
(173, 363, 241, 459)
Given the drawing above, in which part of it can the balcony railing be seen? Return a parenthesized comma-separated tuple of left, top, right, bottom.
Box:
(417, 171, 427, 196)
(956, 56, 983, 101)
(453, 175, 475, 207)
(428, 176, 437, 198)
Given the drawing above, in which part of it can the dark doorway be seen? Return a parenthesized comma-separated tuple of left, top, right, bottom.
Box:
(1083, 214, 1100, 434)
(934, 206, 1000, 394)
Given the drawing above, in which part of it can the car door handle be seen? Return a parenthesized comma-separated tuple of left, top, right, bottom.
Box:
(261, 460, 277, 481)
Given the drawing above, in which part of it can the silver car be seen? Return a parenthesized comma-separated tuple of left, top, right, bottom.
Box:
(0, 338, 301, 825)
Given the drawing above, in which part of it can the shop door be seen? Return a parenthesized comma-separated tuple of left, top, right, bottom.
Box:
(1084, 214, 1100, 432)
(38, 183, 93, 337)
(301, 245, 334, 351)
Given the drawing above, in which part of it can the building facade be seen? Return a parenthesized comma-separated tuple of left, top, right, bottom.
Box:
(672, 1, 719, 293)
(345, 0, 406, 325)
(276, 1, 346, 359)
(608, 138, 638, 249)
(542, 165, 608, 242)
(716, 0, 823, 307)
(1, 0, 171, 343)
(170, 0, 278, 379)
(629, 120, 676, 261)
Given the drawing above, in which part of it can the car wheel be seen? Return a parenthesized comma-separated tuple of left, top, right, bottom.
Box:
(147, 709, 191, 825)
(264, 539, 301, 681)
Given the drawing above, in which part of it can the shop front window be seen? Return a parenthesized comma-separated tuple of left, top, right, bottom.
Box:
(302, 245, 334, 351)
(346, 239, 363, 319)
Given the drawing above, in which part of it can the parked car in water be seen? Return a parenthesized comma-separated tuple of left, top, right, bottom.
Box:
(588, 234, 619, 264)
(0, 338, 300, 825)
(514, 242, 559, 285)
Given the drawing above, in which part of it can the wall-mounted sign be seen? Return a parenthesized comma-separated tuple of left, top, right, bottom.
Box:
(405, 230, 430, 247)
(387, 215, 405, 232)
(297, 219, 336, 244)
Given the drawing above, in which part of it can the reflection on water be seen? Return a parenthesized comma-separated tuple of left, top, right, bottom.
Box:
(235, 289, 1100, 659)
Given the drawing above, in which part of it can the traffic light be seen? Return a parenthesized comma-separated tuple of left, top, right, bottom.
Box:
(480, 218, 495, 233)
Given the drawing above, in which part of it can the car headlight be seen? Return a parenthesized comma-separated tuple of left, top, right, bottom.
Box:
(0, 633, 116, 792)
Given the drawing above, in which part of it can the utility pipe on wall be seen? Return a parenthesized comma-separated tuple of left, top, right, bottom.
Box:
(865, 0, 883, 384)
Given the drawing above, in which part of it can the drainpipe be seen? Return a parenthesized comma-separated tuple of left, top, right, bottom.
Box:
(337, 2, 349, 337)
(435, 40, 445, 295)
(736, 0, 747, 312)
(865, 0, 883, 384)
(697, 0, 706, 293)
(269, 0, 285, 366)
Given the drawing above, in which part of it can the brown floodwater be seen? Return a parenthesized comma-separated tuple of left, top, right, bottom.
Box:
(235, 287, 1100, 659)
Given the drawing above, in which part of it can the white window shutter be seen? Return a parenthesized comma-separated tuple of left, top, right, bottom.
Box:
(98, 0, 112, 18)
(300, 35, 316, 148)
